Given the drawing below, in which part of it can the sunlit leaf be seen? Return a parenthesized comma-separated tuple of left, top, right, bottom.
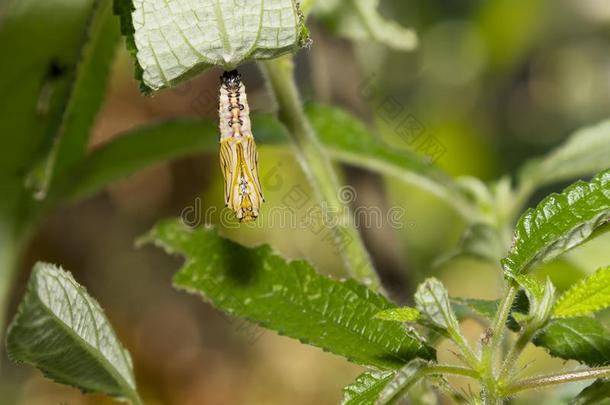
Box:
(6, 263, 140, 403)
(341, 370, 393, 405)
(502, 170, 610, 277)
(115, 0, 310, 92)
(375, 307, 421, 323)
(141, 219, 435, 369)
(554, 266, 610, 318)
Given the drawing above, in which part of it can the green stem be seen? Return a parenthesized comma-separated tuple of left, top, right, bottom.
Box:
(479, 282, 518, 404)
(448, 329, 480, 371)
(498, 324, 536, 382)
(508, 366, 610, 395)
(261, 57, 379, 288)
(423, 364, 479, 380)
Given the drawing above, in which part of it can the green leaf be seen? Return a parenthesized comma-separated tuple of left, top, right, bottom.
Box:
(341, 370, 394, 405)
(141, 219, 435, 369)
(451, 297, 499, 321)
(514, 275, 555, 327)
(533, 317, 610, 367)
(116, 0, 310, 93)
(377, 360, 427, 404)
(6, 263, 140, 403)
(38, 0, 120, 198)
(502, 170, 610, 277)
(306, 104, 473, 219)
(415, 278, 459, 332)
(375, 307, 421, 323)
(52, 114, 286, 204)
(53, 120, 217, 202)
(58, 105, 473, 220)
(454, 297, 610, 367)
(572, 379, 610, 405)
(554, 266, 610, 318)
(315, 0, 417, 51)
(522, 120, 610, 190)
(0, 0, 98, 229)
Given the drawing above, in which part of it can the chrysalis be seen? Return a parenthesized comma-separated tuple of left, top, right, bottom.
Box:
(218, 70, 264, 222)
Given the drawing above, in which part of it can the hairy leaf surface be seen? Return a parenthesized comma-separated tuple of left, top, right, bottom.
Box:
(341, 371, 394, 405)
(141, 219, 435, 369)
(6, 263, 139, 402)
(554, 266, 610, 318)
(502, 170, 610, 276)
(116, 0, 309, 92)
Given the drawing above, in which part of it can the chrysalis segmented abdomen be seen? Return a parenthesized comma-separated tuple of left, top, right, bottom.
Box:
(218, 70, 264, 222)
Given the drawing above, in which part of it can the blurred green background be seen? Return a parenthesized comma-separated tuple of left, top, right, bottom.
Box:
(1, 0, 610, 403)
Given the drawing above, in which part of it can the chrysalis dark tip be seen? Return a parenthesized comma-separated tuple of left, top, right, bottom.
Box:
(221, 70, 242, 88)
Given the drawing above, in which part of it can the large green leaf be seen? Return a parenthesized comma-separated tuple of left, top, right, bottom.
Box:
(554, 266, 610, 318)
(521, 120, 610, 190)
(0, 0, 98, 229)
(502, 170, 610, 277)
(306, 104, 472, 219)
(52, 115, 285, 203)
(0, 0, 103, 340)
(116, 0, 310, 92)
(6, 263, 141, 403)
(39, 0, 121, 198)
(141, 219, 435, 369)
(341, 371, 394, 405)
(533, 317, 610, 367)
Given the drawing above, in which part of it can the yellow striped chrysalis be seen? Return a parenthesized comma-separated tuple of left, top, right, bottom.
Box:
(218, 70, 264, 222)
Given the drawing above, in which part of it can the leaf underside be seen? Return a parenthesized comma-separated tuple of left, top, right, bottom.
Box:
(6, 263, 138, 401)
(141, 219, 435, 370)
(115, 0, 309, 92)
(341, 371, 394, 405)
(502, 170, 610, 277)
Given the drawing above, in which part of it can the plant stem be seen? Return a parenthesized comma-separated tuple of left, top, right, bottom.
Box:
(508, 366, 610, 395)
(479, 282, 518, 404)
(498, 325, 535, 382)
(423, 364, 479, 380)
(260, 57, 380, 288)
(448, 329, 481, 371)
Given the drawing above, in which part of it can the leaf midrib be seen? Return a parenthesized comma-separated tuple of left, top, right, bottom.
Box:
(34, 277, 137, 400)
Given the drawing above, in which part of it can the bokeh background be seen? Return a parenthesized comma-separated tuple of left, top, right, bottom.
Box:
(2, 0, 610, 404)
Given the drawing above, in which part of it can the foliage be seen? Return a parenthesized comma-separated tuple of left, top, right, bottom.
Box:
(1, 0, 610, 403)
(139, 219, 435, 369)
(6, 263, 140, 404)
